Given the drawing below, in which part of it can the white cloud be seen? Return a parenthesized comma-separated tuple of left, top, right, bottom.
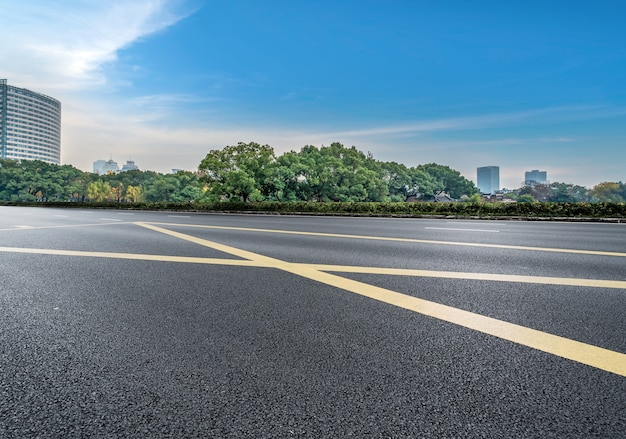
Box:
(0, 0, 190, 90)
(312, 105, 625, 139)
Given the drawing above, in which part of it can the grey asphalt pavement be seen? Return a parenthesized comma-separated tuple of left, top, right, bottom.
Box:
(1, 206, 625, 437)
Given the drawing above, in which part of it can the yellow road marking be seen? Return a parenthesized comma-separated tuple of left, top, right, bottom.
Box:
(136, 222, 626, 377)
(306, 264, 626, 289)
(1, 247, 625, 291)
(1, 221, 624, 375)
(292, 268, 626, 377)
(0, 246, 261, 267)
(147, 222, 626, 258)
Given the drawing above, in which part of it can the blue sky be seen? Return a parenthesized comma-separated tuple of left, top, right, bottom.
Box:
(2, 0, 625, 188)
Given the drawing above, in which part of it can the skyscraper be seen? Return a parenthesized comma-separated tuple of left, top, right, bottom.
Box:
(524, 169, 547, 186)
(477, 166, 500, 194)
(0, 79, 61, 164)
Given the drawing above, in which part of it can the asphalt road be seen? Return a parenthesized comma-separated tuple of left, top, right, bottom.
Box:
(1, 206, 625, 437)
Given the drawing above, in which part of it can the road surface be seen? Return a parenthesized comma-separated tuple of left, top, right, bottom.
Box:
(1, 206, 625, 437)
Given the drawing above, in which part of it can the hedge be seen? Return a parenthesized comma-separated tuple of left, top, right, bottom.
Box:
(2, 200, 625, 219)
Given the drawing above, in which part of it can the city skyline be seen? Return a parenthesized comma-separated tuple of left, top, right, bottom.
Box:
(1, 1, 625, 189)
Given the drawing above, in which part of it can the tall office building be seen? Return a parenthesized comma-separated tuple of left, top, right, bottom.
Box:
(524, 169, 547, 186)
(121, 160, 139, 172)
(0, 79, 61, 164)
(477, 166, 500, 194)
(93, 159, 119, 175)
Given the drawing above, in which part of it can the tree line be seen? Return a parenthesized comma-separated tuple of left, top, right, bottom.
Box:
(0, 159, 201, 203)
(1, 142, 625, 203)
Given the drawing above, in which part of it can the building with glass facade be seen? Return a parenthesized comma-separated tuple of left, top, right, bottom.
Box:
(524, 169, 548, 186)
(477, 166, 500, 194)
(0, 79, 61, 164)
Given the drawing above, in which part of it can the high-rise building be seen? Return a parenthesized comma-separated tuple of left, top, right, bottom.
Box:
(93, 159, 119, 175)
(121, 160, 139, 172)
(524, 169, 547, 186)
(0, 79, 61, 164)
(477, 166, 500, 194)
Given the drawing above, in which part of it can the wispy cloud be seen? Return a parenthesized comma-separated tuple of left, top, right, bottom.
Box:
(315, 105, 626, 139)
(127, 93, 222, 122)
(0, 0, 191, 90)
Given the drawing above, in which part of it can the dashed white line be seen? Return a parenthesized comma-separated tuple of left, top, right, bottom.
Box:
(446, 221, 505, 225)
(425, 227, 500, 233)
(99, 218, 122, 222)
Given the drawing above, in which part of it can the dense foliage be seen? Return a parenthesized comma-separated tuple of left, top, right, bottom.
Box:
(0, 159, 201, 203)
(1, 141, 625, 214)
(198, 142, 479, 202)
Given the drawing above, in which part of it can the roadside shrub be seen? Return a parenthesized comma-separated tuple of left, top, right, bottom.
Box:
(2, 200, 624, 218)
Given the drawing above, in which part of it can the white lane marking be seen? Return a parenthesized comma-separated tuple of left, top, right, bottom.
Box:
(53, 215, 68, 218)
(99, 218, 122, 222)
(168, 215, 190, 218)
(117, 213, 135, 216)
(0, 222, 130, 232)
(147, 222, 626, 257)
(446, 221, 506, 225)
(425, 227, 500, 233)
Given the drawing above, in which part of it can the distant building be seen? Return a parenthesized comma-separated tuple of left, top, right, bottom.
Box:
(0, 79, 61, 164)
(525, 169, 548, 186)
(93, 159, 119, 175)
(121, 160, 139, 172)
(477, 166, 500, 194)
(92, 160, 106, 174)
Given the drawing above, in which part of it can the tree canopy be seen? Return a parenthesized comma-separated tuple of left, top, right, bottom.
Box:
(198, 142, 275, 202)
(0, 159, 201, 203)
(197, 142, 479, 202)
(2, 145, 623, 204)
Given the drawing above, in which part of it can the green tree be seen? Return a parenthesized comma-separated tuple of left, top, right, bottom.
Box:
(289, 143, 388, 202)
(320, 143, 387, 202)
(589, 182, 624, 202)
(548, 182, 589, 202)
(290, 144, 343, 201)
(198, 142, 276, 202)
(380, 161, 413, 201)
(171, 171, 203, 202)
(0, 159, 88, 201)
(87, 180, 113, 202)
(463, 193, 483, 203)
(125, 185, 143, 203)
(517, 194, 536, 203)
(261, 151, 304, 201)
(415, 163, 478, 199)
(143, 172, 202, 202)
(143, 174, 179, 202)
(407, 167, 441, 199)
